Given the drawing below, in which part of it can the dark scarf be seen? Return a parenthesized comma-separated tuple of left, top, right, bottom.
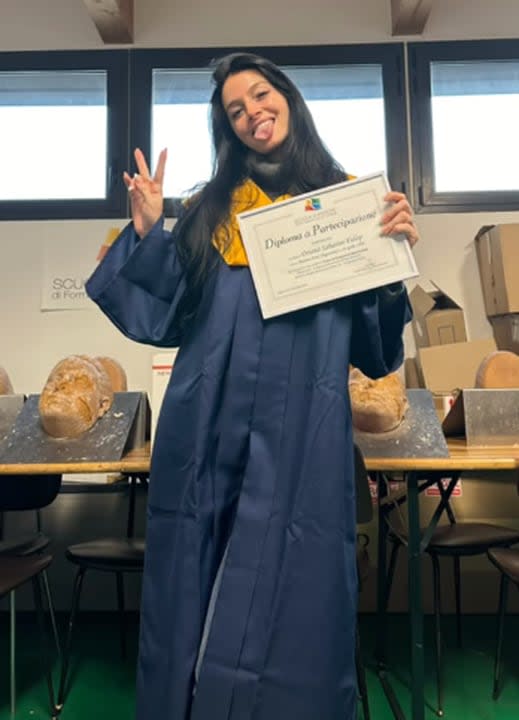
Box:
(245, 148, 297, 199)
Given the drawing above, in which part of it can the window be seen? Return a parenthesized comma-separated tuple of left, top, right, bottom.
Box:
(131, 45, 408, 215)
(409, 40, 519, 212)
(151, 68, 214, 199)
(1, 45, 408, 220)
(0, 51, 129, 220)
(280, 64, 388, 179)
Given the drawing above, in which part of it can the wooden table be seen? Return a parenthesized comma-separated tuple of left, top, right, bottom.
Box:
(2, 439, 519, 719)
(0, 444, 152, 540)
(365, 437, 519, 473)
(0, 444, 152, 476)
(5, 437, 516, 475)
(367, 439, 519, 720)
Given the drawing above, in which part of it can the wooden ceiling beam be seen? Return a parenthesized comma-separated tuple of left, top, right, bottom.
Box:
(391, 0, 433, 36)
(82, 0, 134, 44)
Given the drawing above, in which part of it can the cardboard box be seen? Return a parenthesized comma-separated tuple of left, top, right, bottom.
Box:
(151, 350, 178, 446)
(404, 357, 422, 388)
(432, 392, 457, 422)
(475, 224, 519, 316)
(417, 337, 496, 394)
(489, 313, 519, 355)
(409, 282, 467, 348)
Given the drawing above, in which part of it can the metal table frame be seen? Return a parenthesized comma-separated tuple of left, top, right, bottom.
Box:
(365, 441, 519, 720)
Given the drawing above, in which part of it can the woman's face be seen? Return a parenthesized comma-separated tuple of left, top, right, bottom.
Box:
(221, 69, 290, 155)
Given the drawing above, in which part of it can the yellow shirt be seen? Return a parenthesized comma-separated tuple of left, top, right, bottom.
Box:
(212, 179, 292, 267)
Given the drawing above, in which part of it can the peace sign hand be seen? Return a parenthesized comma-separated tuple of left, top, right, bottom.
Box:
(123, 147, 168, 239)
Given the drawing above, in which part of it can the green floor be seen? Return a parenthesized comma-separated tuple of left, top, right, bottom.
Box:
(1, 613, 518, 719)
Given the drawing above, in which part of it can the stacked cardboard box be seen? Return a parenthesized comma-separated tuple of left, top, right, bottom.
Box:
(405, 282, 496, 416)
(409, 282, 467, 349)
(475, 223, 519, 354)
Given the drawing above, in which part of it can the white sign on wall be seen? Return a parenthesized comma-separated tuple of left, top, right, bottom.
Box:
(41, 228, 120, 311)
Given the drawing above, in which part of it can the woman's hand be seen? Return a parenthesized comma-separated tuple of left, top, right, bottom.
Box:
(381, 191, 419, 248)
(123, 147, 168, 239)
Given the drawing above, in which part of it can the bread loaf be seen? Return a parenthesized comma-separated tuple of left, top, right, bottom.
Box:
(39, 355, 114, 438)
(475, 350, 519, 388)
(94, 356, 128, 392)
(0, 366, 13, 395)
(78, 355, 114, 412)
(349, 367, 408, 433)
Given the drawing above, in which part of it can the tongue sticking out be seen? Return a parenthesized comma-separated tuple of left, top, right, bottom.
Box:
(254, 121, 272, 140)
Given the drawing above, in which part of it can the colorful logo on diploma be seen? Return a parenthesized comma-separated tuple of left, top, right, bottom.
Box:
(304, 197, 321, 212)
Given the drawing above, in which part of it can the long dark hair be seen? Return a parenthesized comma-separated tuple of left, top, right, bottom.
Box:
(174, 52, 346, 330)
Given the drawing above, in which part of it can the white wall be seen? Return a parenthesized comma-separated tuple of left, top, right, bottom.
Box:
(2, 0, 519, 50)
(0, 219, 165, 394)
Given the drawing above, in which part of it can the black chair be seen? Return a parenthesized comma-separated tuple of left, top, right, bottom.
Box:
(487, 546, 519, 700)
(0, 553, 57, 718)
(0, 473, 62, 704)
(354, 443, 373, 720)
(56, 474, 147, 712)
(384, 474, 519, 716)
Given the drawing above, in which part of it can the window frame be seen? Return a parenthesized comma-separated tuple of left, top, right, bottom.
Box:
(129, 44, 409, 217)
(409, 39, 519, 214)
(0, 49, 129, 221)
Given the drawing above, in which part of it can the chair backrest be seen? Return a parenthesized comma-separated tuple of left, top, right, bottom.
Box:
(0, 474, 61, 512)
(354, 444, 373, 525)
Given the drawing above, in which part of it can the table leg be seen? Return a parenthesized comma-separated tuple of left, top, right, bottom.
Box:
(407, 471, 425, 720)
(376, 472, 407, 720)
(125, 472, 148, 538)
(126, 474, 136, 538)
(376, 471, 388, 666)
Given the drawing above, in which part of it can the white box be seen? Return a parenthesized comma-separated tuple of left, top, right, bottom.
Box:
(151, 350, 178, 446)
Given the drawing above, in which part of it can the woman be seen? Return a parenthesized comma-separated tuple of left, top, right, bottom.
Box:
(87, 52, 418, 720)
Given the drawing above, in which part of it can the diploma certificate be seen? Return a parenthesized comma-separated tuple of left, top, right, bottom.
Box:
(237, 172, 418, 319)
